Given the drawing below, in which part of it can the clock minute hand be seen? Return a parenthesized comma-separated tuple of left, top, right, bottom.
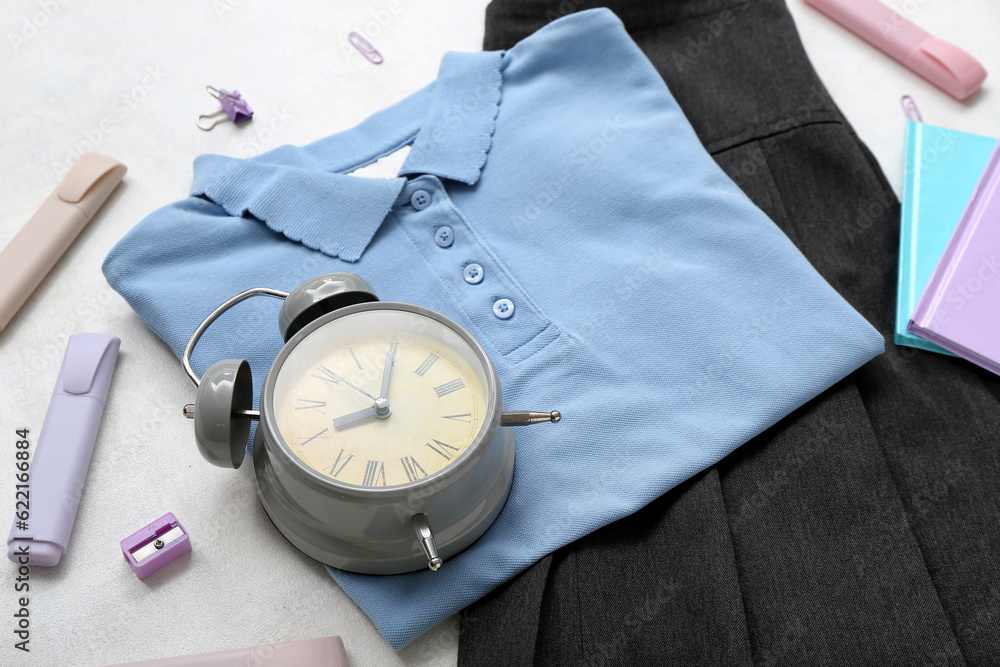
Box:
(328, 370, 377, 401)
(379, 342, 398, 400)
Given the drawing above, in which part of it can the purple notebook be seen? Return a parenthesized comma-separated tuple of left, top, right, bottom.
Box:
(908, 143, 1000, 375)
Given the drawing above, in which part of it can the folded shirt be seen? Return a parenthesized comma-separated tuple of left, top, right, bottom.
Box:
(102, 8, 883, 649)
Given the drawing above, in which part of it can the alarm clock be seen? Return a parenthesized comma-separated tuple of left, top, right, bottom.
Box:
(180, 273, 559, 575)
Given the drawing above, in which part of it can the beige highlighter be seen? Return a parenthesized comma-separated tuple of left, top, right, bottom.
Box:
(0, 152, 126, 332)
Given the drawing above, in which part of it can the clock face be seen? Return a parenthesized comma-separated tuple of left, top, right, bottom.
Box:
(271, 307, 491, 488)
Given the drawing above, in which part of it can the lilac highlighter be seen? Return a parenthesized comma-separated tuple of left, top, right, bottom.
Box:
(7, 333, 121, 566)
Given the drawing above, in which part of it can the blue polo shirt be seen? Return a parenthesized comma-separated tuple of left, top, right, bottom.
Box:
(103, 8, 883, 649)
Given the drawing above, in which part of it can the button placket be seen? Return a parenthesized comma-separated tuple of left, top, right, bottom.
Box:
(394, 177, 560, 362)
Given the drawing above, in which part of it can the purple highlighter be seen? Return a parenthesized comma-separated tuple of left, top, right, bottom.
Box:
(7, 333, 121, 566)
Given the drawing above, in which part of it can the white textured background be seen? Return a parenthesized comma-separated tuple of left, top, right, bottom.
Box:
(0, 1, 997, 666)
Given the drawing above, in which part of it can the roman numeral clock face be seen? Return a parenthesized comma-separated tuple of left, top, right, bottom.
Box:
(271, 309, 490, 488)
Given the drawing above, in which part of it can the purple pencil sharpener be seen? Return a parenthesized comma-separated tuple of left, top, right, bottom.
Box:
(121, 513, 191, 579)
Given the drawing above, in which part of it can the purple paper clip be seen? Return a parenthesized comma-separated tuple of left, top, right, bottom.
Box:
(197, 86, 253, 131)
(348, 32, 383, 64)
(900, 95, 923, 122)
(121, 513, 191, 579)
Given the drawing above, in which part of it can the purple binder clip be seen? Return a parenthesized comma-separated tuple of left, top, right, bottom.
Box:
(121, 513, 191, 579)
(197, 86, 253, 131)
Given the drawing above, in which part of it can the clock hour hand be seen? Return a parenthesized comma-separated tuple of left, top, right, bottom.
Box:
(333, 406, 377, 429)
(379, 342, 398, 400)
(333, 397, 392, 429)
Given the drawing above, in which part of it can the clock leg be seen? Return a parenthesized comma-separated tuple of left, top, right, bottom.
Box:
(412, 513, 442, 571)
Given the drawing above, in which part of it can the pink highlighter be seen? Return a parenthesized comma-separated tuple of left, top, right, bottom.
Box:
(803, 0, 986, 100)
(104, 636, 349, 667)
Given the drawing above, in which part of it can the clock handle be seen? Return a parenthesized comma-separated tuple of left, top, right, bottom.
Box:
(181, 286, 290, 387)
(500, 410, 561, 426)
(412, 513, 442, 571)
(180, 287, 288, 469)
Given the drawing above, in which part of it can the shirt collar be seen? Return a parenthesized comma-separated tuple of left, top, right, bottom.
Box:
(188, 51, 503, 262)
(398, 51, 503, 185)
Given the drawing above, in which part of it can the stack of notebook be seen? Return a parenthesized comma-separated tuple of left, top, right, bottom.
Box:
(896, 119, 1000, 375)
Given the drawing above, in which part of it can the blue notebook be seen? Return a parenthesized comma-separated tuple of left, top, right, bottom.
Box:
(895, 120, 997, 353)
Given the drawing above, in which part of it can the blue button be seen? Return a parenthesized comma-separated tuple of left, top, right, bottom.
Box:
(464, 263, 485, 284)
(434, 226, 454, 248)
(493, 298, 515, 319)
(411, 190, 432, 211)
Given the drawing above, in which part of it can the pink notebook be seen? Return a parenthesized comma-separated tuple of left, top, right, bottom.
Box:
(908, 143, 1000, 375)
